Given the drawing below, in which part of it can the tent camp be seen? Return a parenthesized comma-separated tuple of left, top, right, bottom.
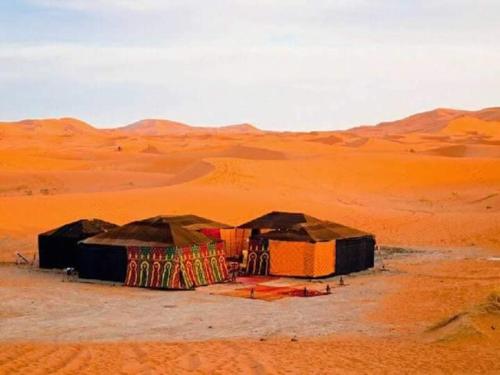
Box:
(239, 211, 375, 277)
(78, 215, 229, 289)
(38, 219, 117, 269)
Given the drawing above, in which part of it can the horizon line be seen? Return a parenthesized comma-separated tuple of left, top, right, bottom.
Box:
(0, 105, 498, 132)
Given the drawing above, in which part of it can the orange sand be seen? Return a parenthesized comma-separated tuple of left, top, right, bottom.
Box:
(1, 250, 499, 373)
(1, 108, 499, 373)
(1, 338, 499, 374)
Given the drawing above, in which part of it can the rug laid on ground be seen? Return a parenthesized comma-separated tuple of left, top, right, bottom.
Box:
(218, 284, 329, 301)
(246, 238, 270, 276)
(216, 276, 331, 301)
(125, 242, 228, 290)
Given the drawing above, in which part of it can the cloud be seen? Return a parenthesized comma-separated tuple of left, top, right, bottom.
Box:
(28, 0, 369, 12)
(2, 41, 499, 83)
(27, 0, 176, 12)
(2, 1, 500, 129)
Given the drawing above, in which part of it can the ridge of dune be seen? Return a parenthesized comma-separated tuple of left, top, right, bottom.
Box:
(351, 108, 468, 136)
(119, 119, 192, 135)
(350, 107, 500, 137)
(0, 118, 98, 136)
(2, 106, 500, 137)
(118, 119, 262, 135)
(216, 123, 261, 134)
(440, 116, 500, 138)
(473, 107, 500, 122)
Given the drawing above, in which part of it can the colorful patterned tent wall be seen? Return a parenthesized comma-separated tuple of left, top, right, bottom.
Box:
(180, 242, 229, 288)
(125, 241, 229, 290)
(246, 238, 269, 276)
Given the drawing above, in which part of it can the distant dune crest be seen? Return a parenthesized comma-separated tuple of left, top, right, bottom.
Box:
(0, 107, 499, 136)
(0, 117, 98, 136)
(352, 107, 500, 136)
(119, 119, 262, 136)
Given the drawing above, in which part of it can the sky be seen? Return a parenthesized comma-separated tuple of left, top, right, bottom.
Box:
(0, 1, 499, 131)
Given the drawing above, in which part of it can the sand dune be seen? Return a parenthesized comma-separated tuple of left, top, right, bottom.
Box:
(1, 107, 500, 373)
(473, 107, 500, 122)
(440, 116, 500, 138)
(120, 119, 194, 135)
(353, 107, 500, 136)
(214, 145, 287, 160)
(1, 109, 499, 261)
(0, 118, 98, 136)
(352, 108, 467, 135)
(425, 144, 500, 158)
(120, 119, 261, 136)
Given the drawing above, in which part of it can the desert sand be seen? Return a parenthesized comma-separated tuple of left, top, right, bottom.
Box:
(0, 108, 499, 373)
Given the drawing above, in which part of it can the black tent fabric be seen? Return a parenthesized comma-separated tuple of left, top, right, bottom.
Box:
(335, 236, 375, 275)
(77, 215, 226, 282)
(239, 211, 369, 240)
(38, 219, 117, 269)
(79, 216, 213, 248)
(77, 244, 127, 282)
(239, 211, 323, 230)
(255, 221, 371, 243)
(151, 214, 232, 231)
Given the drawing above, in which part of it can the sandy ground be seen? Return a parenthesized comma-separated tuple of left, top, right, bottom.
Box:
(1, 248, 499, 373)
(1, 111, 500, 373)
(1, 337, 499, 374)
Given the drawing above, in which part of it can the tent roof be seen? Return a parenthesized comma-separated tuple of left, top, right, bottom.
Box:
(146, 214, 232, 230)
(240, 211, 372, 242)
(80, 216, 213, 248)
(258, 222, 371, 242)
(40, 219, 118, 238)
(238, 211, 323, 229)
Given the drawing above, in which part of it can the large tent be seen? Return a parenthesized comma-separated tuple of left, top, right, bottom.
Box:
(152, 214, 231, 233)
(147, 214, 248, 258)
(78, 215, 229, 289)
(239, 211, 375, 277)
(38, 219, 117, 269)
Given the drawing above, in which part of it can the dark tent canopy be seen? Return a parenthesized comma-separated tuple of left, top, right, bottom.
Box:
(80, 216, 212, 248)
(152, 214, 232, 231)
(38, 219, 117, 269)
(77, 215, 226, 282)
(239, 211, 323, 230)
(239, 211, 376, 276)
(255, 221, 371, 243)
